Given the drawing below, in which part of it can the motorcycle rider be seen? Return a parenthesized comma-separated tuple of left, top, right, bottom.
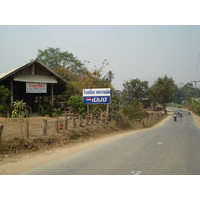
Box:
(174, 113, 177, 121)
(179, 110, 182, 117)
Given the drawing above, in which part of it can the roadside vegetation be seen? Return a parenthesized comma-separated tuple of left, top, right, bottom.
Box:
(0, 111, 166, 155)
(1, 47, 199, 155)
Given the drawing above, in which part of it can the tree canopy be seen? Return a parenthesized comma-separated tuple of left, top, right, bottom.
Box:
(37, 47, 86, 74)
(148, 75, 175, 111)
(122, 78, 149, 103)
(37, 48, 114, 108)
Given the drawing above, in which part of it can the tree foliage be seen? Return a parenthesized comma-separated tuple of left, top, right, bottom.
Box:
(0, 85, 11, 114)
(11, 100, 29, 138)
(37, 47, 86, 73)
(185, 99, 200, 115)
(11, 100, 29, 119)
(148, 75, 175, 111)
(122, 78, 149, 103)
(67, 94, 86, 114)
(55, 59, 114, 98)
(122, 100, 147, 121)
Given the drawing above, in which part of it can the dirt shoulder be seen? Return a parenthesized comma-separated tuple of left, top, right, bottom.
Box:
(3, 112, 198, 175)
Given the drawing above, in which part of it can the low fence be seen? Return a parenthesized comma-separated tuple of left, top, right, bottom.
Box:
(0, 112, 165, 142)
(0, 113, 111, 141)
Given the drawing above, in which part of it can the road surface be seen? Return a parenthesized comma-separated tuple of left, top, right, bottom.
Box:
(22, 108, 200, 175)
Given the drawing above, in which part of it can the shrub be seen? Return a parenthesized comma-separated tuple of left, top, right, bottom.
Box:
(122, 100, 147, 121)
(67, 94, 86, 114)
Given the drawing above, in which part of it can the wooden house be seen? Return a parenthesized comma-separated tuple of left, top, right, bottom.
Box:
(0, 59, 67, 112)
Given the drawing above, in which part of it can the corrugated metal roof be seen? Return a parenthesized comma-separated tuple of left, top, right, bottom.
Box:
(14, 74, 58, 83)
(0, 59, 68, 84)
(0, 59, 36, 80)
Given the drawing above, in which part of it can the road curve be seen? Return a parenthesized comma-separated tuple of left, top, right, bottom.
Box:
(22, 108, 200, 175)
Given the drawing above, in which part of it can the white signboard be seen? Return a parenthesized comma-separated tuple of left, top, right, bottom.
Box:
(83, 88, 111, 104)
(26, 83, 47, 93)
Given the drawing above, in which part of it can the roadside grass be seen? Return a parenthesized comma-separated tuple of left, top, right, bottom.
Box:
(0, 113, 166, 156)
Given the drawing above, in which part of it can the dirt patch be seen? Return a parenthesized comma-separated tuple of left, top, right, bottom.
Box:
(0, 115, 168, 175)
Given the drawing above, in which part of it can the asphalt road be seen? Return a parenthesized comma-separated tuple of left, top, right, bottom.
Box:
(22, 108, 200, 175)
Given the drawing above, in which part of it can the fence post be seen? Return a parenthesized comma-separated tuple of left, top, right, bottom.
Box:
(79, 116, 82, 127)
(72, 117, 76, 128)
(90, 114, 93, 124)
(55, 119, 59, 133)
(25, 121, 29, 139)
(0, 124, 4, 153)
(86, 115, 89, 125)
(42, 119, 47, 136)
(64, 117, 68, 130)
(96, 115, 99, 123)
(100, 113, 103, 123)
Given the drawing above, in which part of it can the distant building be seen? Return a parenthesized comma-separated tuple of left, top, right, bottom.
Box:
(0, 59, 67, 112)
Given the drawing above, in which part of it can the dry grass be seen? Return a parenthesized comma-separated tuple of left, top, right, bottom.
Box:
(0, 112, 166, 154)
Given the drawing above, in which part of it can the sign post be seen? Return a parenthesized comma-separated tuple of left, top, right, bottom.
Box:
(83, 88, 111, 118)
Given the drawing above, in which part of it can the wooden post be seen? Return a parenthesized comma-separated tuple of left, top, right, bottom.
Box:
(100, 113, 103, 123)
(51, 84, 54, 107)
(25, 121, 29, 139)
(64, 117, 68, 130)
(79, 116, 82, 127)
(87, 104, 89, 115)
(0, 124, 4, 153)
(96, 115, 99, 123)
(106, 104, 109, 122)
(72, 117, 76, 128)
(90, 114, 93, 124)
(0, 124, 3, 135)
(42, 119, 47, 136)
(10, 78, 14, 106)
(86, 115, 89, 125)
(55, 119, 59, 133)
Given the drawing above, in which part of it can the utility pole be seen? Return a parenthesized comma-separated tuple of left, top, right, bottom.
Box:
(191, 80, 200, 99)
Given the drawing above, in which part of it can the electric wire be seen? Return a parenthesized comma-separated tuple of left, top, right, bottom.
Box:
(194, 52, 200, 80)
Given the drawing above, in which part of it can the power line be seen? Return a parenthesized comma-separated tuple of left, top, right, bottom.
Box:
(193, 52, 200, 80)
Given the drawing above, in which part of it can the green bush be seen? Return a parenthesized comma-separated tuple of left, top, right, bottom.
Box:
(52, 108, 62, 117)
(67, 94, 86, 114)
(122, 100, 147, 121)
(39, 104, 52, 116)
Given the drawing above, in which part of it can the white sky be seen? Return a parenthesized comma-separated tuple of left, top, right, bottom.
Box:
(0, 1, 200, 91)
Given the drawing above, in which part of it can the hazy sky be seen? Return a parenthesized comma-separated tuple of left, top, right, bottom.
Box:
(0, 25, 200, 90)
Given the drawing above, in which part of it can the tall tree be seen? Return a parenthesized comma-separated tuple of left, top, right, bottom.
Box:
(55, 59, 114, 98)
(37, 47, 86, 73)
(122, 78, 149, 104)
(148, 75, 175, 112)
